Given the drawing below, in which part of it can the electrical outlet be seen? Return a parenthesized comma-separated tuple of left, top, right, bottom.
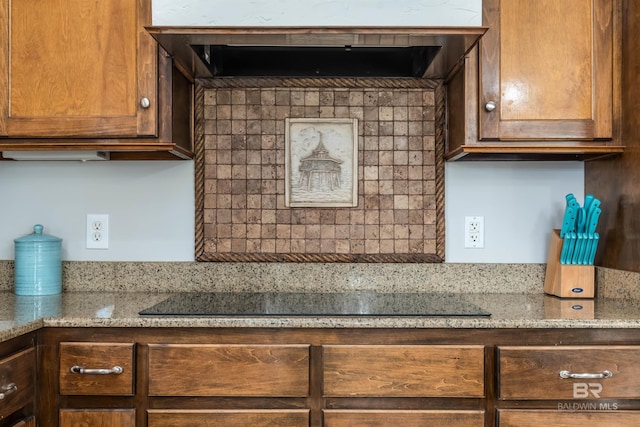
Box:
(464, 216, 484, 249)
(86, 214, 109, 249)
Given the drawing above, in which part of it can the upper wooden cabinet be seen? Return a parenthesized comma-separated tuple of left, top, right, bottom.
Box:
(446, 0, 624, 160)
(0, 0, 193, 159)
(1, 0, 154, 138)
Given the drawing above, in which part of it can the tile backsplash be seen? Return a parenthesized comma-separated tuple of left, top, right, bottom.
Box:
(196, 78, 445, 262)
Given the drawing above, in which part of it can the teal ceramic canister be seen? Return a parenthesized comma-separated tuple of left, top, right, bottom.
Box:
(14, 224, 62, 295)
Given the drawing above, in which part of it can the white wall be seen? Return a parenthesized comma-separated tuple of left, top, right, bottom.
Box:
(0, 159, 583, 262)
(151, 0, 482, 26)
(0, 161, 194, 261)
(445, 162, 584, 262)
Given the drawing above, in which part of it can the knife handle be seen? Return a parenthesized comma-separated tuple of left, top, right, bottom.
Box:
(563, 233, 577, 265)
(571, 233, 584, 265)
(591, 234, 599, 264)
(560, 236, 570, 264)
(586, 207, 601, 235)
(560, 206, 576, 238)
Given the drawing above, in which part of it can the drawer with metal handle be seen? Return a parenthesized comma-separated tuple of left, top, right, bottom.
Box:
(59, 342, 135, 396)
(498, 346, 640, 399)
(497, 409, 640, 427)
(0, 347, 35, 420)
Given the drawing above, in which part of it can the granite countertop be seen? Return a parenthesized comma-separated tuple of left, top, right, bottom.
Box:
(2, 291, 640, 343)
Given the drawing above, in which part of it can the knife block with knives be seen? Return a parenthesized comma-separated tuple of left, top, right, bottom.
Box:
(543, 194, 600, 299)
(544, 229, 595, 298)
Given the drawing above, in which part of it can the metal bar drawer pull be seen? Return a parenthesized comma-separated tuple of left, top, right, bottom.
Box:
(0, 383, 17, 400)
(70, 365, 123, 375)
(559, 370, 613, 379)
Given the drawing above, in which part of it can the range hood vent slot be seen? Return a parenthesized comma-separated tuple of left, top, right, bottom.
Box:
(193, 45, 441, 77)
(147, 27, 488, 79)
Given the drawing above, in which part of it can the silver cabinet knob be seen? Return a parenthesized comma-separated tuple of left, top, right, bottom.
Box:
(140, 97, 151, 109)
(485, 101, 496, 112)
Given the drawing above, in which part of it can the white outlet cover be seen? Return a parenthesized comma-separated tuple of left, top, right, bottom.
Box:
(464, 216, 484, 249)
(86, 214, 109, 249)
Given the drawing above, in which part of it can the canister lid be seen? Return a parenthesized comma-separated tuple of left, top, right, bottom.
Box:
(14, 224, 62, 243)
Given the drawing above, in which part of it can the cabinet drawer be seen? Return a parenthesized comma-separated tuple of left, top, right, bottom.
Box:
(323, 345, 484, 397)
(147, 409, 309, 427)
(10, 417, 36, 427)
(59, 409, 135, 427)
(497, 409, 640, 427)
(148, 344, 310, 396)
(324, 410, 485, 427)
(59, 342, 135, 396)
(0, 348, 35, 420)
(498, 346, 640, 399)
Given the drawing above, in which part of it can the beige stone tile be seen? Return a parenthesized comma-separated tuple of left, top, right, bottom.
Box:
(216, 105, 231, 119)
(335, 239, 351, 253)
(306, 225, 321, 239)
(305, 90, 320, 105)
(260, 89, 276, 105)
(275, 89, 290, 105)
(275, 239, 290, 253)
(365, 239, 380, 254)
(261, 239, 275, 252)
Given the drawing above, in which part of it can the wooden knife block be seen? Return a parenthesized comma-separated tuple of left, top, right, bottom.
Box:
(543, 229, 595, 298)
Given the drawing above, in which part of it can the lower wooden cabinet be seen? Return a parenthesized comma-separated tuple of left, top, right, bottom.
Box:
(59, 342, 135, 396)
(148, 344, 310, 397)
(56, 342, 136, 427)
(35, 327, 640, 427)
(59, 409, 135, 427)
(8, 417, 36, 427)
(498, 345, 640, 400)
(147, 409, 309, 427)
(497, 409, 640, 427)
(323, 410, 485, 427)
(323, 345, 484, 397)
(497, 346, 640, 426)
(0, 345, 36, 424)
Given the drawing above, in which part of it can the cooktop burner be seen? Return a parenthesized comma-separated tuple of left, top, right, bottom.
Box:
(139, 292, 490, 317)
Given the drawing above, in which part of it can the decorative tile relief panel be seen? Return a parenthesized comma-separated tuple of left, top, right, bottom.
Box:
(194, 78, 445, 262)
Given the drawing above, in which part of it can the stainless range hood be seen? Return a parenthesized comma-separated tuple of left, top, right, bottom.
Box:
(146, 26, 487, 79)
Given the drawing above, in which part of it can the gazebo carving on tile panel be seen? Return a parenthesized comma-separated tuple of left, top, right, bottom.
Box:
(298, 135, 343, 191)
(285, 118, 358, 208)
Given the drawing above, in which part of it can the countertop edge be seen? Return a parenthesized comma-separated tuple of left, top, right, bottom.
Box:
(0, 319, 43, 343)
(4, 290, 640, 345)
(40, 317, 640, 330)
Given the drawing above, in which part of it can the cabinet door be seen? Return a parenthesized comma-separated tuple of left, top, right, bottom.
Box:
(498, 346, 640, 400)
(323, 410, 485, 427)
(148, 344, 310, 397)
(59, 409, 135, 427)
(0, 0, 156, 138)
(10, 416, 36, 427)
(498, 409, 640, 427)
(0, 348, 35, 421)
(480, 0, 613, 141)
(59, 342, 135, 396)
(147, 409, 309, 427)
(323, 345, 484, 397)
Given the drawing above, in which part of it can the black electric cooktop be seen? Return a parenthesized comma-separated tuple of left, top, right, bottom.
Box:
(139, 292, 491, 317)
